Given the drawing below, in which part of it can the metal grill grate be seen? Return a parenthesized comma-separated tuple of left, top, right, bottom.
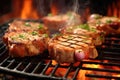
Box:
(0, 19, 120, 80)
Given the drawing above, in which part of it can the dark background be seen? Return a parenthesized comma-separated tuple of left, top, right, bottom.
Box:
(0, 0, 12, 16)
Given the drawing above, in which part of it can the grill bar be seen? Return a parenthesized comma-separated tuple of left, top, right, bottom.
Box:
(72, 64, 82, 79)
(82, 67, 120, 73)
(6, 59, 15, 68)
(31, 62, 42, 73)
(49, 64, 59, 77)
(86, 74, 120, 79)
(14, 62, 22, 70)
(0, 56, 10, 66)
(63, 63, 73, 78)
(0, 19, 120, 80)
(103, 51, 120, 55)
(102, 57, 120, 61)
(23, 62, 31, 72)
(82, 61, 120, 66)
(40, 60, 52, 75)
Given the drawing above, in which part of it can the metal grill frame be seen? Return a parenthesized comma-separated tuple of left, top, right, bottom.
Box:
(0, 19, 120, 80)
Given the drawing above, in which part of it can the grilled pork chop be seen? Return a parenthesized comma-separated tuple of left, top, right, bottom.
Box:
(3, 20, 49, 57)
(7, 20, 49, 34)
(48, 34, 98, 63)
(88, 14, 120, 34)
(61, 24, 104, 46)
(42, 12, 82, 34)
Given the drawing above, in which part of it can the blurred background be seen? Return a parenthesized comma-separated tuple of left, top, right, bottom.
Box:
(0, 0, 120, 24)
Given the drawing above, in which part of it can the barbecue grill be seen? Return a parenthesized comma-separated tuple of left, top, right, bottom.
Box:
(0, 19, 120, 80)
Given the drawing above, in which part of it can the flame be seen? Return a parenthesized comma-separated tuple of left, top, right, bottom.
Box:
(77, 63, 101, 80)
(50, 0, 66, 15)
(15, 0, 120, 79)
(1, 0, 120, 79)
(20, 0, 39, 19)
(50, 2, 58, 15)
(44, 60, 120, 80)
(107, 1, 120, 18)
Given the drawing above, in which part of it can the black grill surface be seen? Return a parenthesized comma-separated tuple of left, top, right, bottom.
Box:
(0, 19, 120, 80)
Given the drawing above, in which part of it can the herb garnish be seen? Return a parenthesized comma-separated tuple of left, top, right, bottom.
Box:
(43, 34, 48, 38)
(94, 15, 101, 19)
(100, 35, 104, 41)
(38, 24, 43, 29)
(96, 20, 101, 25)
(106, 19, 112, 24)
(24, 22, 31, 26)
(67, 36, 73, 39)
(67, 12, 72, 17)
(11, 37, 17, 40)
(78, 24, 90, 31)
(48, 13, 52, 16)
(77, 24, 96, 32)
(19, 34, 25, 39)
(52, 33, 62, 37)
(31, 31, 38, 36)
(90, 28, 96, 32)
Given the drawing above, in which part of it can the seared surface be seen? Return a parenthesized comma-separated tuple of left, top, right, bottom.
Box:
(48, 34, 98, 63)
(7, 20, 49, 34)
(42, 12, 82, 34)
(61, 24, 104, 46)
(2, 20, 49, 57)
(88, 14, 120, 34)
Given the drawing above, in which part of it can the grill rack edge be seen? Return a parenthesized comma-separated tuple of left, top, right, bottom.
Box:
(0, 19, 120, 80)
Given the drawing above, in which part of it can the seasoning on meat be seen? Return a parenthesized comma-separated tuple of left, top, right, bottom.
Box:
(48, 34, 98, 63)
(2, 20, 49, 57)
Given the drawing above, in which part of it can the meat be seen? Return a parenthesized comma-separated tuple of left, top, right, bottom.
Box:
(48, 34, 98, 63)
(3, 14, 120, 63)
(88, 14, 120, 34)
(42, 12, 82, 34)
(61, 24, 104, 46)
(2, 20, 49, 57)
(97, 17, 120, 34)
(7, 20, 49, 34)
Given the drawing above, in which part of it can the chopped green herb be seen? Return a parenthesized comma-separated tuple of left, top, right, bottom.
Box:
(48, 13, 52, 16)
(96, 20, 101, 25)
(78, 24, 90, 31)
(19, 34, 25, 39)
(43, 34, 48, 38)
(67, 36, 73, 39)
(11, 37, 17, 40)
(66, 28, 72, 32)
(106, 20, 112, 24)
(24, 22, 31, 26)
(67, 12, 72, 17)
(38, 24, 43, 29)
(94, 15, 101, 19)
(67, 12, 75, 20)
(31, 31, 38, 36)
(90, 28, 96, 32)
(100, 35, 104, 40)
(52, 33, 62, 37)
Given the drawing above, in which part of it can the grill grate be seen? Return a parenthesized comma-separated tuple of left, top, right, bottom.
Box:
(0, 19, 120, 80)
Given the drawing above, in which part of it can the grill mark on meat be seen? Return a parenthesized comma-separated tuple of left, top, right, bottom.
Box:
(55, 34, 92, 49)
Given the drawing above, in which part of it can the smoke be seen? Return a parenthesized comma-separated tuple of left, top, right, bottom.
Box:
(72, 0, 79, 13)
(35, 0, 51, 16)
(35, 0, 90, 30)
(66, 0, 79, 26)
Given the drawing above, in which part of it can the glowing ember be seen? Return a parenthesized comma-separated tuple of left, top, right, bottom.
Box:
(43, 59, 120, 80)
(0, 0, 120, 79)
